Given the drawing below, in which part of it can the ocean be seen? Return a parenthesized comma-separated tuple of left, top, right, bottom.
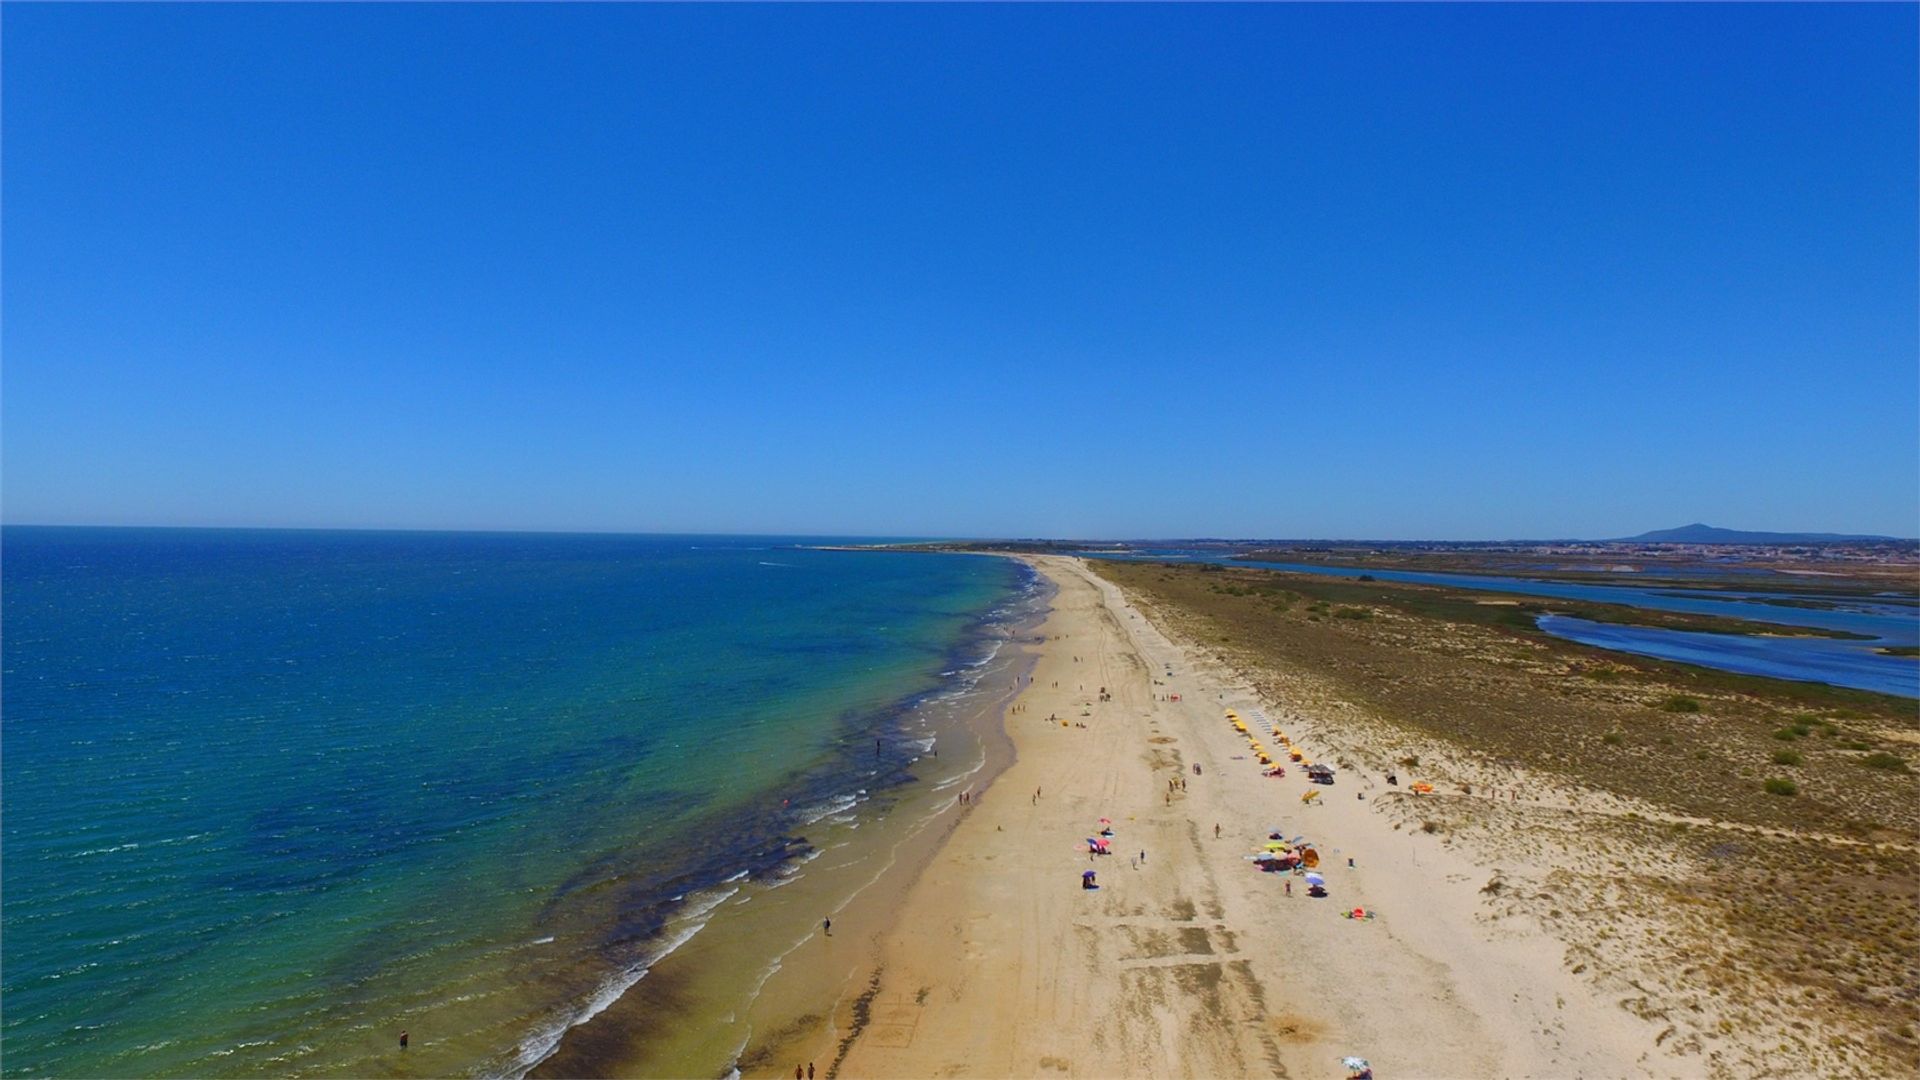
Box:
(1, 527, 1036, 1077)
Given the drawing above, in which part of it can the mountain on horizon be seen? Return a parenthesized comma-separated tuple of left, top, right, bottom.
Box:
(1618, 523, 1908, 545)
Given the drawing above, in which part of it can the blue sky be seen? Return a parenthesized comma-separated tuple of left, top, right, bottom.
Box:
(5, 4, 1915, 540)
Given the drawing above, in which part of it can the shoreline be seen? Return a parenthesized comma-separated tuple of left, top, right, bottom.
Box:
(753, 556, 1696, 1078)
(534, 558, 1052, 1078)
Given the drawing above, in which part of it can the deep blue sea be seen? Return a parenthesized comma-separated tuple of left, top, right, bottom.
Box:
(1, 528, 1026, 1077)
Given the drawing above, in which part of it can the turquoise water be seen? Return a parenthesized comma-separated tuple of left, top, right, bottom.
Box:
(1, 528, 1025, 1077)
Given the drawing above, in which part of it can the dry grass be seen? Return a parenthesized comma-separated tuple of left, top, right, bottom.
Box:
(1093, 559, 1920, 1077)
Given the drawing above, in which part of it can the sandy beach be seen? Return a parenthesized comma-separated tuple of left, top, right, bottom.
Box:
(754, 556, 1697, 1079)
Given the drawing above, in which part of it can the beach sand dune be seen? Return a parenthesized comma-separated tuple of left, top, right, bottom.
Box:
(775, 557, 1679, 1079)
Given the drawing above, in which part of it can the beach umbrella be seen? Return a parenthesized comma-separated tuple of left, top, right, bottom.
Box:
(1304, 872, 1325, 887)
(1341, 1057, 1370, 1072)
(1099, 817, 1111, 825)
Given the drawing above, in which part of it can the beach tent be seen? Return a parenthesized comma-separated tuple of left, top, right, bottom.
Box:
(1300, 847, 1320, 867)
(1410, 782, 1434, 794)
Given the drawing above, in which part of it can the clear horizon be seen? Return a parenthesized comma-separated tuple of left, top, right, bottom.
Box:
(6, 5, 1916, 539)
(3, 522, 1914, 545)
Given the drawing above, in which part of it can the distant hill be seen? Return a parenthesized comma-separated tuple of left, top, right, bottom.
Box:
(1619, 523, 1907, 545)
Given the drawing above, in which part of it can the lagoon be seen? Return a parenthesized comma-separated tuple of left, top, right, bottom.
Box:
(1087, 549, 1919, 697)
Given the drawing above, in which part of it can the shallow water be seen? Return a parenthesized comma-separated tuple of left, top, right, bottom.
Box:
(1536, 615, 1919, 698)
(1, 527, 1027, 1077)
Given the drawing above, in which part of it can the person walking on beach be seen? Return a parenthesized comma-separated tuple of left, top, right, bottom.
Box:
(809, 1065, 815, 1080)
(822, 916, 832, 937)
(1214, 823, 1220, 839)
(796, 1066, 804, 1080)
(399, 1031, 409, 1051)
(1285, 881, 1292, 896)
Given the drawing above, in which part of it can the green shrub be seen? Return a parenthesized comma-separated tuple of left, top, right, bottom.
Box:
(1763, 778, 1798, 796)
(1772, 749, 1804, 766)
(1659, 695, 1702, 713)
(1860, 752, 1910, 773)
(1602, 732, 1625, 746)
(1773, 728, 1802, 741)
(1334, 607, 1372, 620)
(1398, 755, 1420, 768)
